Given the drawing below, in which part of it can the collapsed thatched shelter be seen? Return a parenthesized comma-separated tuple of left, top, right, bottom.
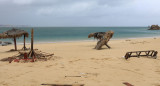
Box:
(0, 28, 29, 51)
(95, 31, 114, 50)
(88, 32, 106, 40)
(88, 31, 114, 50)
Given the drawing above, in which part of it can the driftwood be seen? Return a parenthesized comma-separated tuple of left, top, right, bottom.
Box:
(41, 84, 84, 86)
(123, 82, 134, 86)
(4, 49, 54, 63)
(0, 49, 54, 63)
(95, 31, 114, 50)
(125, 50, 158, 59)
(65, 76, 81, 77)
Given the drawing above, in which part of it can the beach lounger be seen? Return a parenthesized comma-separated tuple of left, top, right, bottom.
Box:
(125, 50, 158, 59)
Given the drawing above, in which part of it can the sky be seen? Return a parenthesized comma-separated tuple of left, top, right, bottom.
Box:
(0, 0, 160, 27)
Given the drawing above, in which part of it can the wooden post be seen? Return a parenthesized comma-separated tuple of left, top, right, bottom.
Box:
(28, 29, 35, 62)
(13, 36, 17, 51)
(23, 35, 26, 50)
(31, 29, 33, 51)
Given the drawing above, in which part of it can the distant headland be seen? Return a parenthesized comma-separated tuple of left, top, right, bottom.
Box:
(148, 25, 160, 30)
(0, 25, 29, 27)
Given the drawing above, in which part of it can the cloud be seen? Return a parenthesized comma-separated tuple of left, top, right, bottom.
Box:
(0, 0, 160, 26)
(12, 0, 34, 5)
(36, 1, 95, 16)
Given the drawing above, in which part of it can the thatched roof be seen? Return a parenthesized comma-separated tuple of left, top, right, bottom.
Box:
(0, 28, 29, 39)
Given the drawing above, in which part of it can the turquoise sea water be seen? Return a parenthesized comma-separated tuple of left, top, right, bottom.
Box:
(0, 27, 160, 44)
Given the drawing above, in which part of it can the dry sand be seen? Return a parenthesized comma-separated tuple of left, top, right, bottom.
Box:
(0, 38, 160, 86)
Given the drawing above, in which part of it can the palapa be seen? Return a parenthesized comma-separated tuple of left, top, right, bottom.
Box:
(0, 28, 29, 51)
(1, 29, 54, 63)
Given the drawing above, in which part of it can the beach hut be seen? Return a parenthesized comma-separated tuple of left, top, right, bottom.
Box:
(0, 28, 29, 51)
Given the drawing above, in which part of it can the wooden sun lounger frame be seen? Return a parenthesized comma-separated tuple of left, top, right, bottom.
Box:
(125, 50, 158, 59)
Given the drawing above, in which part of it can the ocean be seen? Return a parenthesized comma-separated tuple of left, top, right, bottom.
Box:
(0, 27, 160, 44)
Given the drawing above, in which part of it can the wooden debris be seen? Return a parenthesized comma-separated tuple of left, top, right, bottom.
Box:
(125, 50, 158, 59)
(6, 49, 54, 63)
(65, 76, 81, 77)
(123, 82, 134, 86)
(41, 84, 84, 86)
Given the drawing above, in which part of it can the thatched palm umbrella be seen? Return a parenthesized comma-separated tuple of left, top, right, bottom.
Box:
(0, 28, 29, 51)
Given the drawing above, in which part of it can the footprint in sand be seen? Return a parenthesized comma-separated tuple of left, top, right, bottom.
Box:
(130, 41, 149, 44)
(90, 58, 110, 60)
(134, 69, 140, 71)
(1, 82, 9, 86)
(153, 84, 160, 86)
(46, 65, 53, 68)
(28, 65, 34, 67)
(60, 66, 65, 68)
(122, 69, 143, 75)
(90, 58, 96, 60)
(30, 79, 38, 83)
(16, 75, 20, 77)
(155, 70, 160, 74)
(101, 58, 110, 60)
(26, 71, 32, 73)
(54, 80, 59, 82)
(69, 59, 81, 63)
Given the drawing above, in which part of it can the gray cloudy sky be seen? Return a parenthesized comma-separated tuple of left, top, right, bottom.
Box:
(0, 0, 160, 26)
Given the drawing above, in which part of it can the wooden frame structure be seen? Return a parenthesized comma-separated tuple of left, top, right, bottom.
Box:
(125, 50, 158, 59)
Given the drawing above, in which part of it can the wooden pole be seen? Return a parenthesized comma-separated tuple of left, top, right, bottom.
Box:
(28, 29, 35, 62)
(13, 36, 17, 51)
(23, 35, 26, 50)
(31, 29, 33, 51)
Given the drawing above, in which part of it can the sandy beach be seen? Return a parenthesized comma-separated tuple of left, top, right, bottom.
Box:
(0, 37, 160, 86)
